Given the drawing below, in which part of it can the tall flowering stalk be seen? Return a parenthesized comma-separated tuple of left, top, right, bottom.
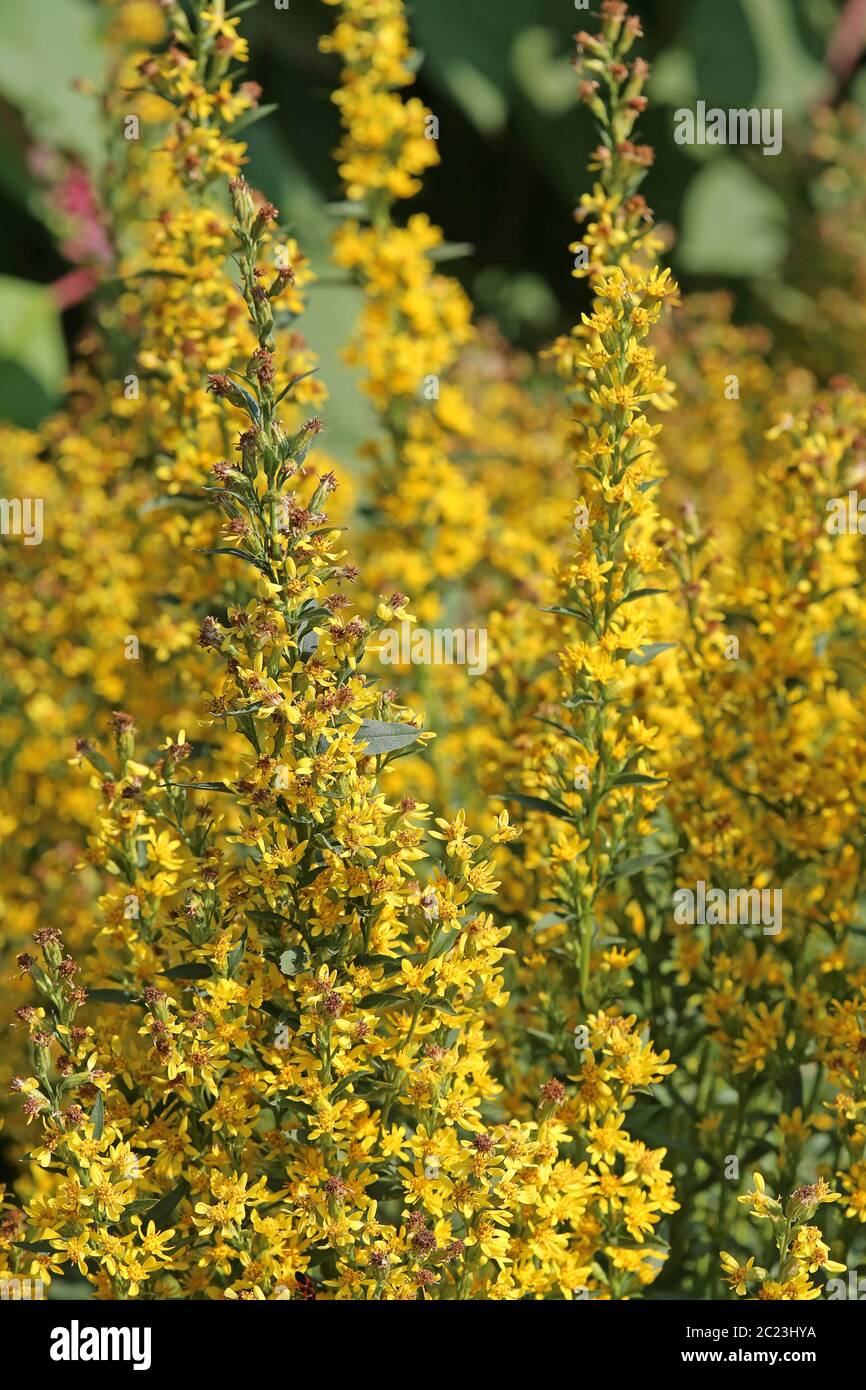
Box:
(470, 2, 682, 1297)
(320, 0, 482, 628)
(320, 0, 579, 823)
(524, 3, 678, 1001)
(0, 0, 267, 1161)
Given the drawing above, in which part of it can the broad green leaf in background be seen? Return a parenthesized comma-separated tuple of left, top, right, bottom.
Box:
(0, 0, 102, 167)
(680, 0, 828, 152)
(413, 0, 538, 134)
(511, 27, 579, 117)
(0, 275, 67, 425)
(436, 61, 507, 136)
(0, 121, 35, 214)
(473, 267, 558, 337)
(648, 48, 699, 109)
(684, 0, 761, 113)
(741, 0, 830, 118)
(677, 158, 789, 278)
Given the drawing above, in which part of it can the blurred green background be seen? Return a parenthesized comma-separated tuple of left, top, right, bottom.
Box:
(0, 0, 859, 442)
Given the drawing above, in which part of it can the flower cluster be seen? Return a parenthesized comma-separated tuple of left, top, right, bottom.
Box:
(721, 1173, 845, 1300)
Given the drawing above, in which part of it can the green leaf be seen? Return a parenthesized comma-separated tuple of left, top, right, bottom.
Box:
(200, 546, 274, 578)
(142, 1179, 190, 1232)
(740, 0, 829, 118)
(81, 747, 115, 778)
(428, 242, 474, 263)
(86, 988, 140, 1005)
(0, 0, 102, 165)
(118, 1198, 162, 1221)
(413, 0, 538, 134)
(533, 716, 583, 743)
(610, 850, 678, 881)
(259, 1000, 300, 1029)
(512, 26, 580, 116)
(678, 159, 788, 279)
(0, 360, 56, 429)
(161, 963, 212, 981)
(353, 953, 398, 971)
(165, 779, 232, 793)
(540, 604, 593, 624)
(434, 60, 507, 134)
(502, 792, 573, 822)
(325, 199, 369, 219)
(615, 588, 669, 608)
(610, 773, 668, 788)
(359, 991, 409, 1011)
(526, 1028, 556, 1045)
(354, 719, 421, 758)
(279, 947, 309, 977)
(228, 101, 278, 136)
(288, 604, 333, 628)
(427, 996, 459, 1016)
(627, 642, 678, 666)
(685, 0, 759, 111)
(90, 1091, 104, 1141)
(530, 912, 569, 935)
(227, 931, 247, 978)
(427, 926, 461, 959)
(0, 276, 67, 406)
(139, 492, 207, 516)
(211, 702, 268, 720)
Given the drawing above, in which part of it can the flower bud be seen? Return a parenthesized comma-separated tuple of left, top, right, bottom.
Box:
(229, 176, 256, 234)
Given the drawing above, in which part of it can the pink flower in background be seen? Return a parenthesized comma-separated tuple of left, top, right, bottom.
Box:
(26, 144, 113, 308)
